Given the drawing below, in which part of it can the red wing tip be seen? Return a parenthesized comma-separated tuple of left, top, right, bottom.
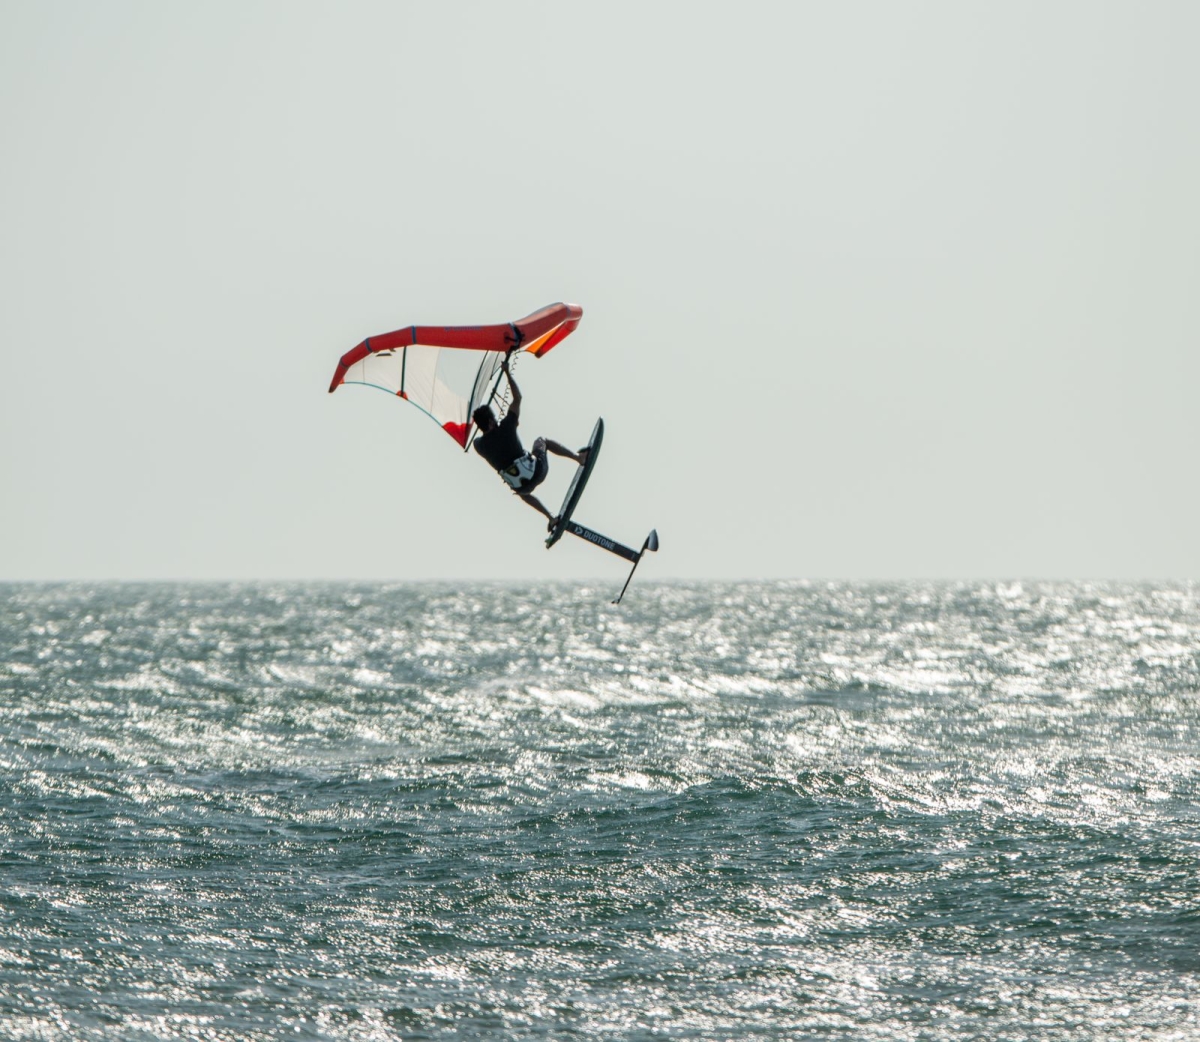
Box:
(443, 421, 470, 447)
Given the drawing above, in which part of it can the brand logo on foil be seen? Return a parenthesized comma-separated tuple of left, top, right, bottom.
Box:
(572, 524, 616, 551)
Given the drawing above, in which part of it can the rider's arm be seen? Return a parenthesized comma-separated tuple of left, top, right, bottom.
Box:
(503, 356, 521, 420)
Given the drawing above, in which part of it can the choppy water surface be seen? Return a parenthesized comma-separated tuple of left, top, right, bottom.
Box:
(2, 581, 1199, 1040)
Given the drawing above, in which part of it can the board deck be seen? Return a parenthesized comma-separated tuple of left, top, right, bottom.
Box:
(546, 418, 603, 548)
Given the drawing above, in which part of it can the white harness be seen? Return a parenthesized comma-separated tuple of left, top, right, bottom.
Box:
(500, 453, 537, 490)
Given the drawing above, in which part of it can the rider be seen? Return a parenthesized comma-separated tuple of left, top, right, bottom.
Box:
(472, 356, 588, 528)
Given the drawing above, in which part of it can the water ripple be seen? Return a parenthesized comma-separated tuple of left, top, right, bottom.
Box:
(1, 581, 1198, 1039)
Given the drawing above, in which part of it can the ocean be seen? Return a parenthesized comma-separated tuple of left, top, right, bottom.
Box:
(2, 581, 1198, 1040)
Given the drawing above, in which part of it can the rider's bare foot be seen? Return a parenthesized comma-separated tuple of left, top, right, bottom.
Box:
(548, 514, 560, 532)
(576, 447, 589, 467)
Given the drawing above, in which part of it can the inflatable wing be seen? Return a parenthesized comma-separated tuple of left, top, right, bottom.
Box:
(328, 302, 583, 448)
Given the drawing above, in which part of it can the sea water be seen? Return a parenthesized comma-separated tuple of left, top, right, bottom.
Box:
(1, 581, 1198, 1040)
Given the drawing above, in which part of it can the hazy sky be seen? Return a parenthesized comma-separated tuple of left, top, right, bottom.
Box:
(2, 1, 1197, 582)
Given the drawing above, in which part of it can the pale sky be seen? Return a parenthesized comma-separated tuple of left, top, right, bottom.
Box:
(2, 1, 1197, 582)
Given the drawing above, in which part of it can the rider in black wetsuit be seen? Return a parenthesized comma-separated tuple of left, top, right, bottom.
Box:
(473, 356, 588, 529)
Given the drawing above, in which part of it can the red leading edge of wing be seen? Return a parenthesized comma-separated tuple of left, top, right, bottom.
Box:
(328, 302, 583, 392)
(513, 302, 583, 357)
(328, 342, 371, 393)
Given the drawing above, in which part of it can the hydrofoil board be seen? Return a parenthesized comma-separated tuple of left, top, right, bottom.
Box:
(546, 417, 603, 548)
